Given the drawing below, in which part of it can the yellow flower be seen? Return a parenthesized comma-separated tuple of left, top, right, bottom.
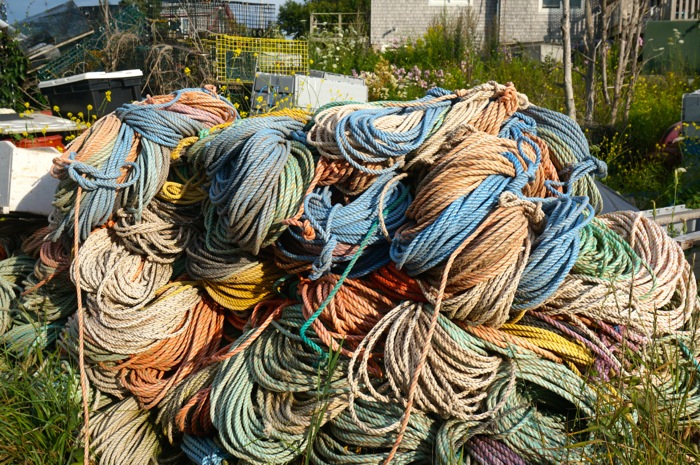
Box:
(24, 102, 30, 109)
(41, 127, 47, 135)
(105, 91, 112, 102)
(234, 102, 240, 109)
(78, 112, 84, 119)
(53, 105, 60, 112)
(67, 112, 73, 118)
(184, 67, 191, 76)
(220, 85, 227, 91)
(92, 115, 97, 120)
(309, 59, 314, 65)
(22, 132, 29, 138)
(86, 122, 91, 128)
(57, 146, 64, 153)
(256, 96, 264, 103)
(87, 104, 93, 111)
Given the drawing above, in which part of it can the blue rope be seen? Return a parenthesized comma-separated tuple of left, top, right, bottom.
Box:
(391, 127, 538, 276)
(276, 171, 411, 279)
(513, 194, 594, 310)
(206, 117, 313, 254)
(182, 435, 232, 465)
(330, 88, 455, 175)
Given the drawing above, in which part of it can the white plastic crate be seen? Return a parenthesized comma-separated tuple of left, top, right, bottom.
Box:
(295, 74, 368, 112)
(0, 141, 59, 216)
(682, 90, 700, 139)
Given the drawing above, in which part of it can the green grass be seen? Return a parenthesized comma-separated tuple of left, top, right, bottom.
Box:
(0, 347, 82, 465)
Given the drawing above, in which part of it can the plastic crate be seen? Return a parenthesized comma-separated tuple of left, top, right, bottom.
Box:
(38, 70, 143, 117)
(0, 141, 60, 216)
(682, 90, 700, 139)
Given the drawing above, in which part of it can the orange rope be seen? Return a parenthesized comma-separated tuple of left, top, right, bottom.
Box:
(116, 296, 226, 409)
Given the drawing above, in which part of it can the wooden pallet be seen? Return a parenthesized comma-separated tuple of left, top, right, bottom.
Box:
(642, 205, 700, 278)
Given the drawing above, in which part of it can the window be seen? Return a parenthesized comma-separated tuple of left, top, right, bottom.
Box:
(542, 0, 582, 8)
(429, 0, 471, 6)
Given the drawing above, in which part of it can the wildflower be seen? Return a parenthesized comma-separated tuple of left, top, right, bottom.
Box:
(87, 104, 93, 111)
(220, 85, 227, 91)
(234, 102, 240, 109)
(53, 105, 60, 112)
(105, 91, 112, 102)
(67, 112, 73, 118)
(22, 132, 29, 138)
(78, 112, 84, 119)
(41, 127, 47, 135)
(24, 102, 30, 109)
(57, 146, 64, 153)
(309, 59, 314, 65)
(184, 67, 191, 75)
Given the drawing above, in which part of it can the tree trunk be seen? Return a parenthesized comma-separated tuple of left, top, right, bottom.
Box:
(584, 0, 597, 124)
(562, 0, 577, 120)
(610, 0, 633, 125)
(600, 0, 611, 105)
(101, 0, 110, 35)
(623, 0, 648, 123)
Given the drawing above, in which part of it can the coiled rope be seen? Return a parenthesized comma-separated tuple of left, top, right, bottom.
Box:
(1, 81, 697, 465)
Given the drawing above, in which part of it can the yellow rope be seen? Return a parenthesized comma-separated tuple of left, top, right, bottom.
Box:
(202, 261, 284, 312)
(250, 108, 312, 123)
(500, 323, 594, 367)
(171, 136, 199, 161)
(158, 178, 206, 205)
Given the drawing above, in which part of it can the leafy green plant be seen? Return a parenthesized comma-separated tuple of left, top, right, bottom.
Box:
(0, 31, 29, 112)
(309, 26, 379, 76)
(0, 347, 82, 465)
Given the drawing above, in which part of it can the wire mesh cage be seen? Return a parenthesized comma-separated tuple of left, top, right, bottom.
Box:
(228, 1, 276, 37)
(36, 6, 148, 81)
(161, 0, 236, 38)
(213, 35, 308, 83)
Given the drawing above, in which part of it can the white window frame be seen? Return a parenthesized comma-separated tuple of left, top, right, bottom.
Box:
(540, 0, 582, 10)
(429, 0, 472, 6)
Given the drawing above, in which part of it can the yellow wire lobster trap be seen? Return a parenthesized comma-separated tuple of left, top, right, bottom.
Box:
(212, 35, 309, 83)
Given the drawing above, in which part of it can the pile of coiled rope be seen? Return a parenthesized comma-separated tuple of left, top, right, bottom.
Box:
(0, 81, 699, 465)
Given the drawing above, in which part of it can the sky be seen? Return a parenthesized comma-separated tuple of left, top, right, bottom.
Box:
(4, 0, 286, 24)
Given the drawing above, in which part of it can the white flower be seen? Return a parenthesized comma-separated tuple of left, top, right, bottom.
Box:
(678, 39, 685, 44)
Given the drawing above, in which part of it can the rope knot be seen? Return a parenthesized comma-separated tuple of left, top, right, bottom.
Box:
(499, 191, 546, 233)
(301, 220, 316, 241)
(311, 235, 337, 280)
(64, 158, 140, 192)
